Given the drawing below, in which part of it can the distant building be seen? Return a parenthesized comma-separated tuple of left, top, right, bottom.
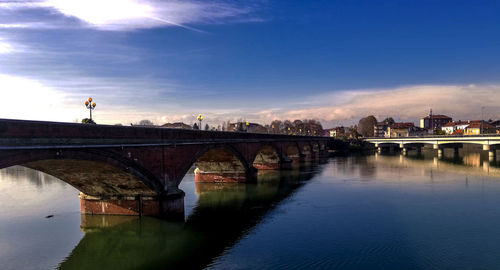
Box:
(441, 120, 497, 135)
(441, 122, 455, 135)
(387, 122, 426, 137)
(419, 110, 452, 131)
(227, 122, 267, 133)
(441, 121, 469, 135)
(465, 121, 496, 135)
(488, 120, 500, 128)
(161, 122, 192, 129)
(374, 122, 389, 137)
(326, 127, 346, 138)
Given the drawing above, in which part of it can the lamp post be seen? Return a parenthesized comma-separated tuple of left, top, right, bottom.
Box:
(84, 97, 96, 121)
(245, 121, 250, 132)
(197, 114, 203, 130)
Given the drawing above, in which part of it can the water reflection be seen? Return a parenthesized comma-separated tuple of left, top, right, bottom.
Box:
(0, 165, 66, 188)
(4, 152, 500, 270)
(373, 149, 500, 178)
(58, 169, 319, 270)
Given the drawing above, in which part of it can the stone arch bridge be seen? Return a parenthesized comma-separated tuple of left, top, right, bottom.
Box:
(0, 119, 329, 217)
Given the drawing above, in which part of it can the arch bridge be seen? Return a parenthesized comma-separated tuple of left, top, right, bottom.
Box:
(0, 119, 329, 218)
(365, 135, 500, 159)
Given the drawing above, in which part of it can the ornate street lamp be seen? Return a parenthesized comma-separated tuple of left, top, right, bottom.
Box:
(84, 97, 96, 121)
(197, 114, 203, 130)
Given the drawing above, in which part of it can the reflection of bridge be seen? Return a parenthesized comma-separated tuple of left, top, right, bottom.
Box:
(58, 170, 318, 270)
(366, 135, 500, 160)
(0, 119, 329, 217)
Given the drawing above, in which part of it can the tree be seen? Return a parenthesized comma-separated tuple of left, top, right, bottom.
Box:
(237, 122, 245, 132)
(137, 119, 154, 126)
(358, 115, 377, 137)
(81, 118, 96, 124)
(383, 117, 395, 125)
(193, 123, 199, 130)
(283, 120, 294, 134)
(434, 129, 446, 135)
(270, 120, 282, 134)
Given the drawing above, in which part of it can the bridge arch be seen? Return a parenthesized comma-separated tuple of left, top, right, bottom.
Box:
(319, 142, 326, 151)
(0, 149, 163, 197)
(302, 144, 311, 155)
(183, 144, 252, 183)
(286, 143, 301, 163)
(311, 141, 320, 152)
(252, 144, 283, 170)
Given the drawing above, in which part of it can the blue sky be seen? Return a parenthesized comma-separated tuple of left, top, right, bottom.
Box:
(1, 0, 500, 127)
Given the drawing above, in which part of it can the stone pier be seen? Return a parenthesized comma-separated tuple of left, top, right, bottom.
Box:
(80, 191, 185, 218)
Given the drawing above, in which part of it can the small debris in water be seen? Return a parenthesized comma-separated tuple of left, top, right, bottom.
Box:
(45, 215, 54, 218)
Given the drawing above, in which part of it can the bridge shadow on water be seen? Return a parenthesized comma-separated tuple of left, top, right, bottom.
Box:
(57, 164, 324, 270)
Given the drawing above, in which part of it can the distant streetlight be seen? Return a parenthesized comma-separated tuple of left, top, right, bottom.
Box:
(197, 114, 203, 130)
(246, 121, 250, 132)
(84, 97, 96, 121)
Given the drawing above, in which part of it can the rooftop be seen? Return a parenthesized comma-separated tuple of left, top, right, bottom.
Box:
(422, 114, 452, 119)
(390, 122, 415, 129)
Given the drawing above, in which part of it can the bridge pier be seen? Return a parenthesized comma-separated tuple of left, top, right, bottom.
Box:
(489, 151, 497, 162)
(300, 153, 312, 163)
(79, 191, 185, 219)
(280, 158, 294, 170)
(194, 167, 257, 183)
(484, 145, 497, 162)
(399, 144, 408, 156)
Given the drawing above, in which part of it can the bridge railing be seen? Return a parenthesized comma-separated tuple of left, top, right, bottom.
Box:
(0, 118, 330, 142)
(364, 134, 500, 140)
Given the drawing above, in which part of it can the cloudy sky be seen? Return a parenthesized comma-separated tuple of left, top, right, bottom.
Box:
(1, 0, 500, 127)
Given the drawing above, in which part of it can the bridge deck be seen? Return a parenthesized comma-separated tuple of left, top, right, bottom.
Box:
(0, 118, 328, 150)
(365, 135, 500, 146)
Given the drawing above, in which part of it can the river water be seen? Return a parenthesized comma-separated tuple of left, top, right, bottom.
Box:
(1, 150, 500, 269)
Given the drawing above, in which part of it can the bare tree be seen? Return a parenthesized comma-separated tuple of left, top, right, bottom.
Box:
(136, 119, 155, 126)
(358, 115, 377, 137)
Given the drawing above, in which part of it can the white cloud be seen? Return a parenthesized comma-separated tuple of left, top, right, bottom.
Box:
(0, 74, 79, 121)
(2, 71, 499, 129)
(270, 84, 500, 127)
(0, 39, 13, 54)
(0, 0, 261, 31)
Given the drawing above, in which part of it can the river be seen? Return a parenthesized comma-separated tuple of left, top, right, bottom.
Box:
(1, 150, 500, 269)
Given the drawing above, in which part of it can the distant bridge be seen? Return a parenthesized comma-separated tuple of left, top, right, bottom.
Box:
(365, 135, 500, 159)
(0, 119, 329, 217)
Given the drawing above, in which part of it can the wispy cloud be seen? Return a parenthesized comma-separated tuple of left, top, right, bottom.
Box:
(0, 0, 263, 31)
(0, 38, 13, 53)
(156, 84, 500, 128)
(272, 84, 500, 127)
(3, 71, 500, 128)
